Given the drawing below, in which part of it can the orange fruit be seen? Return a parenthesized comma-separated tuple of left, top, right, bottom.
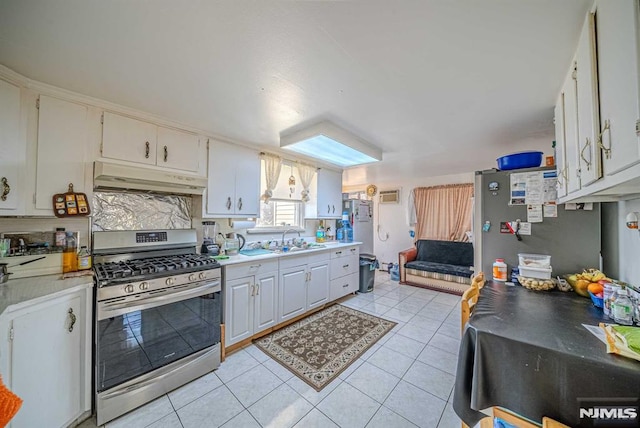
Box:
(588, 283, 604, 295)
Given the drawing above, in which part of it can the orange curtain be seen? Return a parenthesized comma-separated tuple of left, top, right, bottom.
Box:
(413, 183, 473, 242)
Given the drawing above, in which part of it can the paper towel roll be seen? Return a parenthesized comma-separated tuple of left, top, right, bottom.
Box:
(230, 220, 256, 229)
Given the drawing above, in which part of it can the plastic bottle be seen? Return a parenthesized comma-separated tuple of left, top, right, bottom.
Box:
(77, 246, 91, 270)
(63, 232, 77, 273)
(492, 259, 507, 282)
(612, 286, 633, 325)
(338, 212, 353, 243)
(55, 227, 66, 248)
(316, 223, 325, 243)
(337, 215, 346, 243)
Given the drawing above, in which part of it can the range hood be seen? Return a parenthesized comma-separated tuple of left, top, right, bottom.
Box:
(94, 161, 207, 195)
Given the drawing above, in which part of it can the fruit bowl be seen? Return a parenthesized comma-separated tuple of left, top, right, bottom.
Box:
(588, 291, 604, 308)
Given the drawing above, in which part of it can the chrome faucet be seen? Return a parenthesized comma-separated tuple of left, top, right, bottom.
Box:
(281, 229, 301, 246)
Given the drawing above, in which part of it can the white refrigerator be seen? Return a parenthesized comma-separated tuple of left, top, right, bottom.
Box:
(342, 199, 374, 255)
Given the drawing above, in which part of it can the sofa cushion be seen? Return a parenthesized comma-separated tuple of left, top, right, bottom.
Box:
(405, 260, 473, 278)
(415, 240, 473, 266)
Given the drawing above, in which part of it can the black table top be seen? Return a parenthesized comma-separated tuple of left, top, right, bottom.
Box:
(453, 282, 640, 427)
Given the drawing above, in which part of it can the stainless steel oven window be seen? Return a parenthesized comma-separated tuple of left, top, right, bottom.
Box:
(96, 287, 221, 393)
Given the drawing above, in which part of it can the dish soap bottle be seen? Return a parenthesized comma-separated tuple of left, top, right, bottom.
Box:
(77, 246, 91, 270)
(316, 222, 325, 243)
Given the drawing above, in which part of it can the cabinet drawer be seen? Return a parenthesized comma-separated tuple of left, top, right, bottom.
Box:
(225, 260, 278, 281)
(279, 251, 329, 270)
(330, 255, 358, 279)
(330, 273, 358, 301)
(278, 254, 308, 270)
(329, 246, 359, 259)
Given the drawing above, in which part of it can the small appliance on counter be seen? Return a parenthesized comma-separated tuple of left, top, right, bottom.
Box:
(200, 221, 220, 255)
(221, 233, 245, 256)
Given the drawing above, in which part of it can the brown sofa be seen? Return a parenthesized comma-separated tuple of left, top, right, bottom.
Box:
(399, 239, 474, 295)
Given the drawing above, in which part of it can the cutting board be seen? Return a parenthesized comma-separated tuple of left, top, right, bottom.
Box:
(239, 248, 272, 256)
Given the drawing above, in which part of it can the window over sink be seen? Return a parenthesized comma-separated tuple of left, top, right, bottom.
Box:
(255, 199, 304, 229)
(251, 159, 306, 231)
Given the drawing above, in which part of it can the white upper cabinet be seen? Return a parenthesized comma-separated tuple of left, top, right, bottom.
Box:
(595, 0, 640, 176)
(0, 78, 24, 214)
(206, 140, 260, 217)
(554, 96, 568, 199)
(102, 112, 201, 173)
(156, 126, 200, 172)
(562, 64, 582, 194)
(575, 12, 602, 187)
(34, 95, 88, 213)
(102, 112, 157, 166)
(305, 168, 343, 219)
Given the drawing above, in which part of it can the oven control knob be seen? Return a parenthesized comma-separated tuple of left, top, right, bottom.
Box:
(189, 274, 197, 281)
(165, 277, 175, 286)
(124, 284, 135, 293)
(139, 282, 149, 291)
(199, 272, 206, 280)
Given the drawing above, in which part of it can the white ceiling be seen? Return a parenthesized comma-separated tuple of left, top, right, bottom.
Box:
(0, 0, 591, 186)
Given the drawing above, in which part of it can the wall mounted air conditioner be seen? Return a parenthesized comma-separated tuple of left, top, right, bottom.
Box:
(379, 189, 400, 204)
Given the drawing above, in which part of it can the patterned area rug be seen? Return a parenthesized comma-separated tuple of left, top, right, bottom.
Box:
(254, 304, 396, 391)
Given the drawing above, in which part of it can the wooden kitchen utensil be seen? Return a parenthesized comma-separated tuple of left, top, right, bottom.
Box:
(52, 183, 91, 218)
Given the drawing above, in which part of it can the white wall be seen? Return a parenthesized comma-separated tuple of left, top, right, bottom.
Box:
(345, 171, 475, 266)
(618, 197, 640, 285)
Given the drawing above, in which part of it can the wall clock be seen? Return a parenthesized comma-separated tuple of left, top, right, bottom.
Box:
(366, 184, 378, 197)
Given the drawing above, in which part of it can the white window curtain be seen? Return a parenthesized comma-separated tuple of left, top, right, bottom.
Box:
(260, 153, 282, 203)
(297, 162, 316, 203)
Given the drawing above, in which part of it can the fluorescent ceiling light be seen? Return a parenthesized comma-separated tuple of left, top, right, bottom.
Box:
(280, 121, 382, 168)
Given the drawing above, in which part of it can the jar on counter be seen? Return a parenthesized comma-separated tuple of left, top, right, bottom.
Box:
(603, 282, 618, 319)
(612, 286, 633, 326)
(493, 259, 507, 282)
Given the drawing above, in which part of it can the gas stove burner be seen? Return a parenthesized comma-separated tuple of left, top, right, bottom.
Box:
(94, 254, 220, 286)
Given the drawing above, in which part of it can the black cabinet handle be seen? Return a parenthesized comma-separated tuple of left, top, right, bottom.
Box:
(68, 308, 77, 332)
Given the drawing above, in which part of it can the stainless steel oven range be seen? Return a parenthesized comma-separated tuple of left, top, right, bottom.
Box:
(92, 229, 221, 426)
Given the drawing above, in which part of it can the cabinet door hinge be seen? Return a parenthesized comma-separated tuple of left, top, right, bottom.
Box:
(36, 97, 40, 109)
(101, 113, 104, 124)
(571, 62, 577, 80)
(636, 119, 640, 136)
(9, 327, 14, 341)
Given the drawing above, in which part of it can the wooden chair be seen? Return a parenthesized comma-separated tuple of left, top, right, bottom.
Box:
(461, 272, 485, 333)
(542, 416, 570, 428)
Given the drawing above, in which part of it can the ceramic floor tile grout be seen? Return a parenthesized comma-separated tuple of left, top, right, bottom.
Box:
(92, 281, 465, 428)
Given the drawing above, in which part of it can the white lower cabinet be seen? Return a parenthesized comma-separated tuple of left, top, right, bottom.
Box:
(224, 260, 278, 347)
(224, 246, 358, 348)
(278, 264, 308, 323)
(0, 286, 92, 428)
(306, 261, 330, 310)
(278, 252, 330, 323)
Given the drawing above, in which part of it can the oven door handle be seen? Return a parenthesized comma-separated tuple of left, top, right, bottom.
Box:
(98, 281, 221, 320)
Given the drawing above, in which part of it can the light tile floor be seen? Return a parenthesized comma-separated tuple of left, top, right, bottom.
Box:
(79, 272, 465, 428)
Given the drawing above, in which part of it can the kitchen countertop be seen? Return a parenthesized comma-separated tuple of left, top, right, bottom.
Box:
(0, 274, 93, 317)
(216, 241, 362, 266)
